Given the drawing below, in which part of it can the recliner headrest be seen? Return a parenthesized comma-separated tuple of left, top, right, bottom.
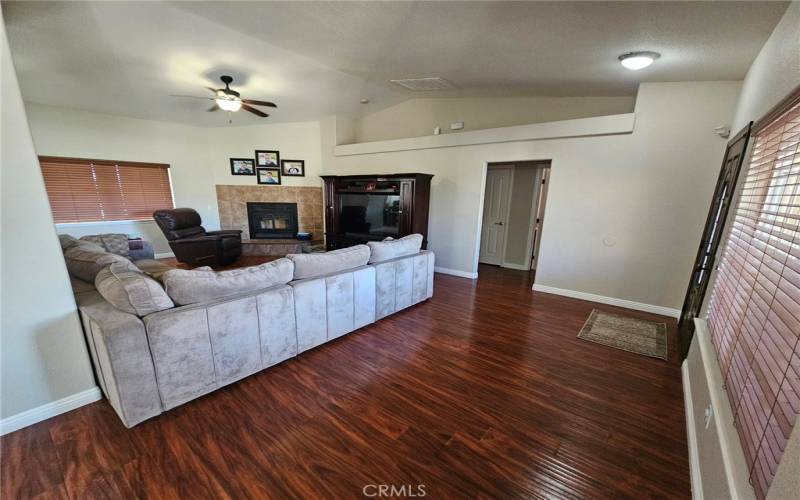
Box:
(153, 208, 205, 240)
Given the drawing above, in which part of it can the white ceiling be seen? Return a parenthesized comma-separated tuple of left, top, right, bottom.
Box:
(2, 1, 788, 127)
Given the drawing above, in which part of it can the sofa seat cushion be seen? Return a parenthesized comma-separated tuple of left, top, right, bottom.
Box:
(134, 259, 176, 282)
(64, 243, 137, 282)
(95, 262, 175, 316)
(162, 258, 294, 306)
(367, 234, 423, 263)
(80, 233, 130, 256)
(287, 245, 371, 280)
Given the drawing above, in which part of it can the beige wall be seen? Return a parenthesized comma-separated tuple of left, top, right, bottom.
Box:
(0, 17, 96, 420)
(25, 103, 323, 254)
(685, 3, 800, 500)
(26, 103, 217, 254)
(732, 1, 800, 132)
(207, 120, 322, 188)
(354, 96, 635, 143)
(324, 81, 740, 311)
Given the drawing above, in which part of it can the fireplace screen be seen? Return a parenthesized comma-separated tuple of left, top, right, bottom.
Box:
(247, 202, 299, 239)
(258, 216, 290, 230)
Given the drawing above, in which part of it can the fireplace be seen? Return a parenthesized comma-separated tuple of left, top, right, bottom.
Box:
(247, 202, 299, 239)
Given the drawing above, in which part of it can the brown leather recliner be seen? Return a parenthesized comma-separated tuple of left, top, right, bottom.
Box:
(153, 208, 242, 267)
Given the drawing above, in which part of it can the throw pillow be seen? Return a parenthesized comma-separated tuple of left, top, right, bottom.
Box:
(64, 243, 136, 282)
(95, 262, 174, 316)
(367, 234, 423, 263)
(80, 233, 130, 256)
(286, 245, 371, 280)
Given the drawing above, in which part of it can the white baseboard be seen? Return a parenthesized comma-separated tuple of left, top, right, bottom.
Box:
(531, 284, 681, 318)
(501, 262, 531, 271)
(683, 361, 704, 500)
(0, 387, 102, 436)
(434, 266, 478, 279)
(154, 252, 175, 259)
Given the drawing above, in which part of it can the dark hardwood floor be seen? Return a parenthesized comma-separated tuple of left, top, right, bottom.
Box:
(1, 264, 689, 499)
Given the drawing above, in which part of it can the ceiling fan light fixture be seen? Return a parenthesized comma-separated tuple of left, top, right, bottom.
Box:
(619, 51, 660, 70)
(216, 97, 242, 112)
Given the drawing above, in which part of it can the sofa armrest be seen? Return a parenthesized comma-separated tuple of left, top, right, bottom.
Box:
(79, 298, 162, 427)
(128, 240, 155, 261)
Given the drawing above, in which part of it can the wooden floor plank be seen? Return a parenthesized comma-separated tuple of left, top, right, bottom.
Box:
(1, 264, 690, 498)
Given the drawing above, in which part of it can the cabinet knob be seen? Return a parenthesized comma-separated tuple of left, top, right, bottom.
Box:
(397, 210, 404, 214)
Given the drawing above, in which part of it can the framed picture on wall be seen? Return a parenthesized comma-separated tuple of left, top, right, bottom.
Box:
(281, 159, 305, 177)
(255, 150, 280, 168)
(257, 167, 281, 185)
(230, 158, 255, 175)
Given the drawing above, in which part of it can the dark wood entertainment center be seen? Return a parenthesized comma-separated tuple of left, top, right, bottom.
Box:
(322, 174, 433, 250)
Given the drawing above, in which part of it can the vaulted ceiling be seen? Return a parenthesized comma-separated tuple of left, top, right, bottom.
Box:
(2, 1, 788, 126)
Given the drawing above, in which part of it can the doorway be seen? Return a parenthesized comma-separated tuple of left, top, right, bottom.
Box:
(479, 161, 551, 273)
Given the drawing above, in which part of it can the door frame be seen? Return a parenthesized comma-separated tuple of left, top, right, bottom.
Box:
(473, 159, 552, 276)
(529, 165, 550, 271)
(677, 123, 752, 359)
(480, 165, 514, 266)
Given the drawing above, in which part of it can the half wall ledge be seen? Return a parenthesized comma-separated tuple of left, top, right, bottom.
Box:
(334, 113, 636, 156)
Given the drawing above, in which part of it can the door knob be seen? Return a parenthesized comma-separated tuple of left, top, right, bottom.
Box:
(495, 221, 504, 226)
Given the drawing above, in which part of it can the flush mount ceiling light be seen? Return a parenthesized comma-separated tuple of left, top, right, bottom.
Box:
(619, 51, 661, 70)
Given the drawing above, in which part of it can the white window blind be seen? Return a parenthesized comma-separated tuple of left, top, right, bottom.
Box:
(706, 99, 800, 499)
(39, 157, 174, 224)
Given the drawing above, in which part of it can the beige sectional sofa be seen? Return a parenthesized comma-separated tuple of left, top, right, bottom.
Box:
(62, 234, 434, 428)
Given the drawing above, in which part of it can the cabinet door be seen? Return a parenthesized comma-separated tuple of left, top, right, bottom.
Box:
(323, 179, 337, 236)
(399, 180, 414, 235)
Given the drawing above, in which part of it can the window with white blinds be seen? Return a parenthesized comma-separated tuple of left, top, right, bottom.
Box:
(39, 157, 174, 224)
(706, 99, 800, 499)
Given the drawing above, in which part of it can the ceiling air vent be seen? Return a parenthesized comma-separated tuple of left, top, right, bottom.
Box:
(390, 77, 456, 91)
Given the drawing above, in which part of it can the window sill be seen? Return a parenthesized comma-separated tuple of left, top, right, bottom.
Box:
(55, 220, 156, 228)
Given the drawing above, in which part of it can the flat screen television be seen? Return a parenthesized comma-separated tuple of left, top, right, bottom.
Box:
(339, 193, 401, 239)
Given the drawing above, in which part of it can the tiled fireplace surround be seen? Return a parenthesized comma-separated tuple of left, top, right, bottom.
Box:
(216, 185, 324, 241)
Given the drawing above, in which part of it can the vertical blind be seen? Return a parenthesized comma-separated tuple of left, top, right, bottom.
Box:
(39, 157, 174, 223)
(706, 100, 800, 499)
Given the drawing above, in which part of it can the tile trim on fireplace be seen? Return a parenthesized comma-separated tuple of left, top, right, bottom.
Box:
(216, 185, 324, 243)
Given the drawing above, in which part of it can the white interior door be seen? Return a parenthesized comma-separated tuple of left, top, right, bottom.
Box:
(480, 167, 512, 265)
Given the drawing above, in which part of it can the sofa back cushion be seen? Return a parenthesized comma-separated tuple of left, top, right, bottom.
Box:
(58, 234, 81, 251)
(80, 233, 130, 256)
(367, 234, 423, 263)
(64, 243, 137, 282)
(95, 262, 174, 316)
(287, 245, 370, 280)
(162, 258, 293, 305)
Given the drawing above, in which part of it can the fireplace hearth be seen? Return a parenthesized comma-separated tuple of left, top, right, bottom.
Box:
(247, 202, 299, 239)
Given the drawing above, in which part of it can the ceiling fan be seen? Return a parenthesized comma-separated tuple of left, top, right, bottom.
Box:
(171, 75, 276, 117)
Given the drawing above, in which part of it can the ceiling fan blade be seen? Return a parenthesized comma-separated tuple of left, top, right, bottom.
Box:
(207, 104, 220, 112)
(205, 87, 220, 94)
(242, 99, 277, 108)
(169, 94, 215, 100)
(242, 104, 268, 117)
